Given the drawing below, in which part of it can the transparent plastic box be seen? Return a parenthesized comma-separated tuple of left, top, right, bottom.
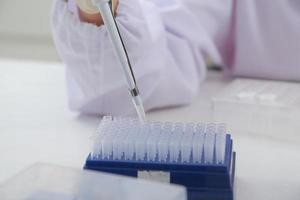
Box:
(213, 78, 300, 141)
(0, 163, 186, 200)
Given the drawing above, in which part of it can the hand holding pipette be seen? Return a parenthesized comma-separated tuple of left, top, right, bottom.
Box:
(75, 0, 118, 26)
(75, 0, 146, 122)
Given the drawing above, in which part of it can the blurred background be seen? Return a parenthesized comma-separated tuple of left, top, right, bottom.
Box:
(0, 0, 59, 61)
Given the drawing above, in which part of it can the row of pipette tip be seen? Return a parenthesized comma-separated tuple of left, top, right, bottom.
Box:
(91, 116, 227, 164)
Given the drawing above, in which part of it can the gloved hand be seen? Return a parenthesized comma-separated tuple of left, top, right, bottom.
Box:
(75, 0, 119, 26)
(75, 0, 118, 14)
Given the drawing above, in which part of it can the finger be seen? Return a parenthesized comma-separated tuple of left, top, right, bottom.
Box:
(112, 0, 119, 16)
(75, 0, 99, 14)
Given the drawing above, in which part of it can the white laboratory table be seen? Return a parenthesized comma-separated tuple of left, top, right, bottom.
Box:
(1, 59, 300, 200)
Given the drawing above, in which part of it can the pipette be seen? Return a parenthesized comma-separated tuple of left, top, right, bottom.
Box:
(91, 0, 146, 122)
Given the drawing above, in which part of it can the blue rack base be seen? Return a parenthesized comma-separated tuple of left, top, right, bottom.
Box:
(84, 151, 235, 200)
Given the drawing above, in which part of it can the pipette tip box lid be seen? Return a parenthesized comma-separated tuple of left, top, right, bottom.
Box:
(0, 163, 186, 200)
(213, 78, 300, 141)
(84, 116, 236, 200)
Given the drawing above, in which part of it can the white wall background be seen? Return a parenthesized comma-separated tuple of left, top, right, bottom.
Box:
(0, 0, 60, 61)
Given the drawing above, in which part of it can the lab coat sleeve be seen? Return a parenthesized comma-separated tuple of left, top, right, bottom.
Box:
(51, 0, 233, 115)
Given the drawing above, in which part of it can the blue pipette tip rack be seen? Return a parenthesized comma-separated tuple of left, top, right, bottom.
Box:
(84, 116, 236, 200)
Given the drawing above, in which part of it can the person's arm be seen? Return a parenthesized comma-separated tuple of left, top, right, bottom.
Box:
(51, 0, 234, 115)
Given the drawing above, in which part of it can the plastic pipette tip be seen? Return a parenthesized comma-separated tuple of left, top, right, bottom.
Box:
(132, 96, 146, 123)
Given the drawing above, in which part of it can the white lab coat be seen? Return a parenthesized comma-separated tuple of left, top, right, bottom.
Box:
(51, 0, 300, 115)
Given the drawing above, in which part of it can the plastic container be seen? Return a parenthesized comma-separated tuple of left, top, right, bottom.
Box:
(213, 78, 300, 141)
(84, 117, 236, 200)
(0, 163, 186, 200)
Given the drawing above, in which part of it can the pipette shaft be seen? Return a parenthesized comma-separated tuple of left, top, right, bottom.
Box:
(92, 0, 146, 122)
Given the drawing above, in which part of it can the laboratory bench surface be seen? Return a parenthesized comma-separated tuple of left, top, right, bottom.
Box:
(1, 59, 300, 200)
